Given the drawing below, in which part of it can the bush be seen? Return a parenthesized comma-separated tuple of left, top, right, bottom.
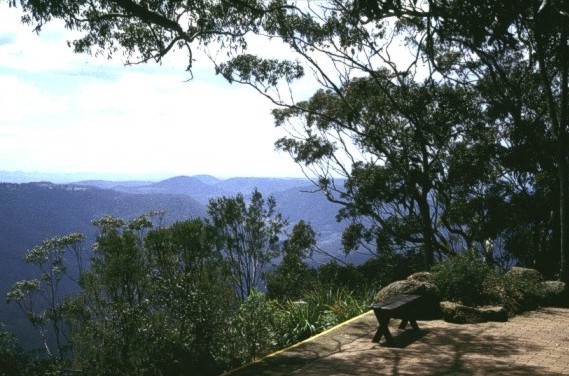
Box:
(236, 289, 282, 362)
(274, 288, 372, 348)
(265, 258, 318, 301)
(0, 323, 27, 376)
(500, 267, 546, 314)
(430, 250, 498, 307)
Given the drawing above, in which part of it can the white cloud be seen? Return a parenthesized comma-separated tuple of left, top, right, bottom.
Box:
(0, 5, 302, 178)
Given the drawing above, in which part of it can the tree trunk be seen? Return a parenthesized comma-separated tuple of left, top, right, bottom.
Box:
(417, 186, 434, 269)
(556, 138, 569, 282)
(535, 14, 569, 282)
(558, 21, 569, 283)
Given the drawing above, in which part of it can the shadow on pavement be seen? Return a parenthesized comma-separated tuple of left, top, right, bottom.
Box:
(229, 311, 562, 376)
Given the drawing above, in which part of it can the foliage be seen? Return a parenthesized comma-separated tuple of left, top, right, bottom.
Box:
(265, 220, 318, 301)
(500, 270, 547, 314)
(0, 323, 26, 376)
(6, 233, 85, 360)
(235, 289, 281, 362)
(208, 189, 286, 299)
(71, 216, 240, 375)
(7, 194, 390, 375)
(430, 250, 498, 307)
(317, 251, 423, 296)
(274, 287, 372, 347)
(432, 254, 548, 314)
(276, 77, 487, 270)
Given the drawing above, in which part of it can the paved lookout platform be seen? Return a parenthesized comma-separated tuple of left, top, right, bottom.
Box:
(227, 307, 569, 375)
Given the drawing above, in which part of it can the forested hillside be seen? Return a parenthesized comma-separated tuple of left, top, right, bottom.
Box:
(76, 175, 348, 255)
(0, 177, 349, 350)
(0, 182, 206, 348)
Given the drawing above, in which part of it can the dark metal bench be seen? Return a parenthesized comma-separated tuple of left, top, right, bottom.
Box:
(371, 294, 423, 346)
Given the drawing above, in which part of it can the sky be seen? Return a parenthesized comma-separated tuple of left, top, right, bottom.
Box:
(0, 4, 307, 180)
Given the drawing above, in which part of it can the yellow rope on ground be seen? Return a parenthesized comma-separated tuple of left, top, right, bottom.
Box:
(223, 309, 373, 375)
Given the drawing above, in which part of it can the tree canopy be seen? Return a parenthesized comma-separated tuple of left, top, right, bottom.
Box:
(6, 0, 569, 279)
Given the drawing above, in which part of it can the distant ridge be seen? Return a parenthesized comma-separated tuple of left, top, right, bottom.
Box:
(192, 175, 221, 185)
(115, 176, 230, 203)
(215, 177, 308, 195)
(0, 170, 172, 184)
(75, 180, 153, 189)
(152, 176, 217, 192)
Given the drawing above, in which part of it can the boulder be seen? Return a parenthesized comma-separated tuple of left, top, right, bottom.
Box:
(505, 267, 543, 280)
(440, 302, 508, 324)
(503, 267, 545, 313)
(375, 279, 440, 302)
(406, 272, 432, 283)
(440, 302, 486, 324)
(543, 281, 568, 307)
(375, 279, 442, 320)
(478, 305, 508, 322)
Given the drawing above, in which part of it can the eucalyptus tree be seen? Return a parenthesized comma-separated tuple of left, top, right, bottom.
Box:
(395, 0, 569, 279)
(6, 233, 85, 360)
(216, 0, 569, 274)
(208, 189, 286, 299)
(265, 220, 318, 301)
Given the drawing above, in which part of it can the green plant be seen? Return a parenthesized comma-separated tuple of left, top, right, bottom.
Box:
(0, 323, 27, 376)
(501, 268, 546, 314)
(235, 289, 281, 362)
(430, 250, 498, 306)
(274, 287, 372, 348)
(265, 221, 318, 301)
(208, 189, 286, 300)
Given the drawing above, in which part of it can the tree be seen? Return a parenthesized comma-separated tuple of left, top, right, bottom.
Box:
(70, 215, 241, 375)
(441, 0, 569, 280)
(4, 0, 294, 72)
(215, 1, 569, 277)
(274, 73, 491, 268)
(7, 233, 85, 360)
(265, 220, 318, 301)
(208, 189, 286, 299)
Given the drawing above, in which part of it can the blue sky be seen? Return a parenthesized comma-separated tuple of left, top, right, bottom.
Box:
(0, 4, 306, 180)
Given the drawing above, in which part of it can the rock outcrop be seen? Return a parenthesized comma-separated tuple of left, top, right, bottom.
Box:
(505, 266, 543, 280)
(406, 272, 432, 283)
(440, 302, 508, 324)
(543, 280, 568, 307)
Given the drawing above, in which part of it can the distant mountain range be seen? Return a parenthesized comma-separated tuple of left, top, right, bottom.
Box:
(73, 175, 349, 256)
(76, 175, 312, 204)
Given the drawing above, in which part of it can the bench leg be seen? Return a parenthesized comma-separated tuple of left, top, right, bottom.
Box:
(398, 318, 420, 331)
(410, 319, 419, 331)
(372, 317, 394, 345)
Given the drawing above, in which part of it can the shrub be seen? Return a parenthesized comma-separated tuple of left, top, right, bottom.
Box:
(500, 267, 546, 314)
(235, 289, 282, 362)
(274, 288, 373, 348)
(0, 323, 27, 376)
(430, 250, 498, 307)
